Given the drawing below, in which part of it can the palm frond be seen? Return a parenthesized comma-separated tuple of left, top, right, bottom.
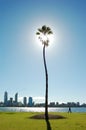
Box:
(48, 31, 53, 34)
(36, 25, 53, 46)
(36, 32, 40, 35)
(42, 25, 47, 34)
(46, 27, 51, 32)
(38, 28, 43, 33)
(42, 25, 47, 31)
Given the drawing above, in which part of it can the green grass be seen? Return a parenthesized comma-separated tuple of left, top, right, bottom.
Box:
(0, 112, 86, 130)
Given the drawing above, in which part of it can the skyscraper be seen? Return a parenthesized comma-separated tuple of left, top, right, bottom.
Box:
(28, 97, 33, 107)
(23, 97, 27, 106)
(9, 97, 13, 106)
(4, 91, 8, 105)
(15, 93, 18, 103)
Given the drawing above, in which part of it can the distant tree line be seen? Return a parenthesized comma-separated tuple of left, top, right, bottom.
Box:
(34, 102, 86, 107)
(0, 101, 86, 107)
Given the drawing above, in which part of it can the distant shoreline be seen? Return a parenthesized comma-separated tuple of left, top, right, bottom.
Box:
(0, 106, 86, 108)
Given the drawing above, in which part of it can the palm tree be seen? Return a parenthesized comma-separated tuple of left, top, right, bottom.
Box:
(36, 25, 53, 119)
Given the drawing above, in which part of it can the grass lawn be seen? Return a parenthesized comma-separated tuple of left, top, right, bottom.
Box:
(0, 112, 86, 130)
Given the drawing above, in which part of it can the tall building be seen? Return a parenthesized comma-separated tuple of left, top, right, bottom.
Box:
(4, 91, 8, 105)
(23, 97, 27, 106)
(15, 93, 18, 103)
(28, 97, 33, 107)
(9, 97, 13, 106)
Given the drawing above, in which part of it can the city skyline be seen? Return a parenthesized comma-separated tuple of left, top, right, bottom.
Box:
(0, 91, 86, 105)
(0, 91, 86, 107)
(2, 91, 34, 106)
(0, 91, 45, 104)
(0, 0, 86, 104)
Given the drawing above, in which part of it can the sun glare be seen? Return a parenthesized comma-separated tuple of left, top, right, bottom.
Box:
(35, 32, 54, 49)
(41, 34, 48, 42)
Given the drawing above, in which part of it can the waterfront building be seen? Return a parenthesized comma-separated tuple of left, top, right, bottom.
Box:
(23, 97, 27, 106)
(4, 91, 8, 105)
(49, 102, 55, 107)
(9, 97, 13, 106)
(15, 93, 18, 103)
(28, 97, 33, 107)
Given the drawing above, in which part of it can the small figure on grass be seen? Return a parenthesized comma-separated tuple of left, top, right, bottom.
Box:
(68, 107, 72, 113)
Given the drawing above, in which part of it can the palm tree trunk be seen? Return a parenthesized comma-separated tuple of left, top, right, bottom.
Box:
(43, 44, 48, 120)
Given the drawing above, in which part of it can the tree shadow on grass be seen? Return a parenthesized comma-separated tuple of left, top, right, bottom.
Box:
(29, 113, 66, 130)
(45, 118, 52, 130)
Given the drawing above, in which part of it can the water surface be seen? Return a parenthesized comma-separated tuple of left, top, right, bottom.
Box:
(0, 107, 86, 112)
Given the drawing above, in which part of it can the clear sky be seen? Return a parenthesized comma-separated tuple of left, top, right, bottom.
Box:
(0, 0, 86, 104)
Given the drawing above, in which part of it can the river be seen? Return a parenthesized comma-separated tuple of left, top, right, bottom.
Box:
(0, 107, 86, 112)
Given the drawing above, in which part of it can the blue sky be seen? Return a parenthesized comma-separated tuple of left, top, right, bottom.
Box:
(0, 0, 86, 104)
